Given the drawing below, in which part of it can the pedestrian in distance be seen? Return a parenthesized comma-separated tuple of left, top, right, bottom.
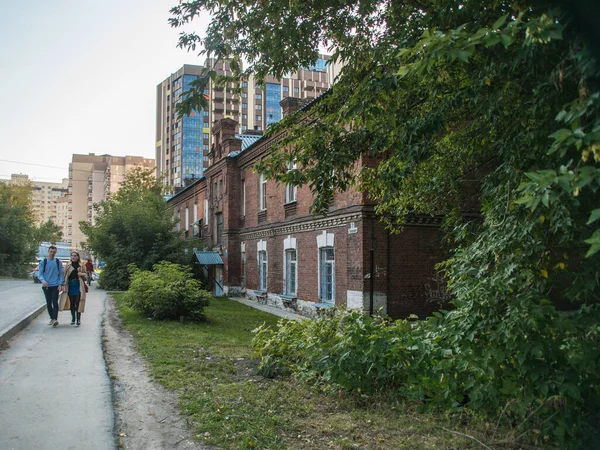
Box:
(59, 251, 88, 327)
(85, 258, 94, 286)
(37, 245, 64, 327)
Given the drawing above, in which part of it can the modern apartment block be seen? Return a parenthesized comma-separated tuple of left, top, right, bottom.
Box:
(67, 154, 155, 249)
(0, 174, 69, 225)
(155, 56, 342, 188)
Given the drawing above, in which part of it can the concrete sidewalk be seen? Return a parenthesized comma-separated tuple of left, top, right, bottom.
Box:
(0, 288, 116, 450)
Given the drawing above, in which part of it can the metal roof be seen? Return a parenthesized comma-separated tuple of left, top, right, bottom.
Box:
(194, 250, 224, 265)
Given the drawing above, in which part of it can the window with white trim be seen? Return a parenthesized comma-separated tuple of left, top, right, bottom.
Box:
(319, 247, 335, 303)
(285, 160, 297, 203)
(259, 173, 267, 211)
(285, 249, 297, 295)
(185, 207, 189, 231)
(258, 250, 267, 290)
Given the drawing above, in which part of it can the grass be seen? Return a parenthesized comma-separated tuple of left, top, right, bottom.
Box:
(111, 294, 500, 450)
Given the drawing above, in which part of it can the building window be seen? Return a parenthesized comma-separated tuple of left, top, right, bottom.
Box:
(204, 88, 210, 94)
(255, 93, 262, 99)
(256, 115, 262, 122)
(242, 114, 247, 120)
(242, 92, 247, 98)
(193, 203, 198, 224)
(258, 250, 267, 290)
(185, 207, 189, 231)
(204, 199, 208, 223)
(241, 81, 248, 88)
(203, 111, 209, 116)
(203, 133, 209, 139)
(294, 87, 299, 93)
(319, 247, 335, 303)
(241, 180, 246, 216)
(259, 173, 267, 211)
(283, 86, 289, 92)
(242, 103, 247, 109)
(285, 160, 297, 203)
(255, 104, 262, 110)
(216, 213, 223, 245)
(285, 249, 297, 295)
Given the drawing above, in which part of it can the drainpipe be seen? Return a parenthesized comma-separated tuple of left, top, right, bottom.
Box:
(369, 215, 375, 316)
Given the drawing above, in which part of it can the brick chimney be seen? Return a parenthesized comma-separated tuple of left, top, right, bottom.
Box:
(280, 97, 310, 117)
(210, 118, 238, 164)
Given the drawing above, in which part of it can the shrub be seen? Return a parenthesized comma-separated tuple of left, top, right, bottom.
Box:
(125, 261, 211, 321)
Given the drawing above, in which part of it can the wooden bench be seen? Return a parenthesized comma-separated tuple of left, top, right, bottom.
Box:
(280, 295, 297, 310)
(254, 290, 268, 304)
(314, 302, 334, 317)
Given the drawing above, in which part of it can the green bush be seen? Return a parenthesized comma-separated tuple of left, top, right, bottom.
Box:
(125, 261, 211, 321)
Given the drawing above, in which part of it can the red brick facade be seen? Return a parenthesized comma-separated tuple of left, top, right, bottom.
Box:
(167, 105, 448, 320)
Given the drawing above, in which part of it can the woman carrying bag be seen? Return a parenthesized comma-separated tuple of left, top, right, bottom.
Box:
(59, 251, 88, 327)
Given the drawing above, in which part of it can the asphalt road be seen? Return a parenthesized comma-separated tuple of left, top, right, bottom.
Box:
(0, 279, 46, 335)
(0, 283, 116, 450)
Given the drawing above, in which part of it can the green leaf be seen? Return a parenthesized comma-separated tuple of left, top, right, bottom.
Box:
(492, 14, 508, 30)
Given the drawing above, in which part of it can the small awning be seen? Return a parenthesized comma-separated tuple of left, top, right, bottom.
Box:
(194, 250, 224, 265)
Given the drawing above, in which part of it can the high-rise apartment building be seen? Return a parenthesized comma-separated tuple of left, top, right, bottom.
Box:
(0, 174, 69, 225)
(155, 56, 342, 187)
(68, 154, 155, 249)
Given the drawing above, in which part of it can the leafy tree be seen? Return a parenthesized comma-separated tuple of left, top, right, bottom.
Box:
(80, 168, 184, 290)
(0, 182, 37, 277)
(35, 220, 63, 243)
(170, 0, 600, 446)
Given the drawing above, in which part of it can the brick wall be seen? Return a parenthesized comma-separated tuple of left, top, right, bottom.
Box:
(387, 225, 447, 319)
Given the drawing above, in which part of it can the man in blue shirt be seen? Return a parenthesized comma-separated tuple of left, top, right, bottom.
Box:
(37, 245, 64, 327)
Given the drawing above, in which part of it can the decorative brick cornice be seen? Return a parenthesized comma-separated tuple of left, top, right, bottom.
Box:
(404, 214, 444, 226)
(238, 212, 363, 240)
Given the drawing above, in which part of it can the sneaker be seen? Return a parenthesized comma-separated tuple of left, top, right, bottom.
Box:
(76, 322, 81, 327)
(53, 321, 59, 327)
(70, 321, 75, 326)
(48, 319, 55, 325)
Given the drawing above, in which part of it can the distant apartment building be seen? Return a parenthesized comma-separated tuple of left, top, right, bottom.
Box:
(0, 174, 69, 225)
(155, 56, 342, 187)
(67, 154, 155, 249)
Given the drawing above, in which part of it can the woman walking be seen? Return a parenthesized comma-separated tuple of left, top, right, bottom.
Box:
(59, 251, 88, 327)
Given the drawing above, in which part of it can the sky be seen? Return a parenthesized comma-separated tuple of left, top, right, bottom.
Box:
(0, 0, 210, 183)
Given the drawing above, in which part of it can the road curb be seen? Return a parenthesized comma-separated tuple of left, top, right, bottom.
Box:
(0, 304, 46, 346)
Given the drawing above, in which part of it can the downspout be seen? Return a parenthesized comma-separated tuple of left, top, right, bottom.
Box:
(369, 214, 375, 316)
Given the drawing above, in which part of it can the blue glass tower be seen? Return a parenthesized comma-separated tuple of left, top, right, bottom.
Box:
(181, 75, 204, 182)
(265, 83, 281, 127)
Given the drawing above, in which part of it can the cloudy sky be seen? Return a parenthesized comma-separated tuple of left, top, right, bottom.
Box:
(0, 0, 209, 182)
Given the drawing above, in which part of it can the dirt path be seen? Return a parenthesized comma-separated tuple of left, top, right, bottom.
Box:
(103, 295, 218, 450)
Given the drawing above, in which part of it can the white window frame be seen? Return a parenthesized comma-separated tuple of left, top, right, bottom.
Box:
(193, 203, 198, 224)
(283, 236, 298, 296)
(317, 231, 335, 304)
(259, 173, 267, 211)
(285, 160, 297, 203)
(204, 199, 208, 224)
(257, 240, 267, 291)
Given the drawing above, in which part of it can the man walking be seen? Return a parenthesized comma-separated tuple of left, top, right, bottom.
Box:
(85, 258, 94, 286)
(37, 245, 64, 327)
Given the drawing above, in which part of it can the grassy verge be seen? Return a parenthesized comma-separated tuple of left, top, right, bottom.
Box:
(112, 294, 497, 449)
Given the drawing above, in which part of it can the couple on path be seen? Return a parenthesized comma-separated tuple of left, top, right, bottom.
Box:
(37, 245, 88, 327)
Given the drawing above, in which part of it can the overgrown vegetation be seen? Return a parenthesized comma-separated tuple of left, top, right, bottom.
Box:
(113, 293, 506, 449)
(125, 261, 211, 321)
(170, 1, 600, 447)
(80, 167, 188, 290)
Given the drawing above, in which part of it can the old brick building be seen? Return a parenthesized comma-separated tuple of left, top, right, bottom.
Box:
(167, 98, 448, 320)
